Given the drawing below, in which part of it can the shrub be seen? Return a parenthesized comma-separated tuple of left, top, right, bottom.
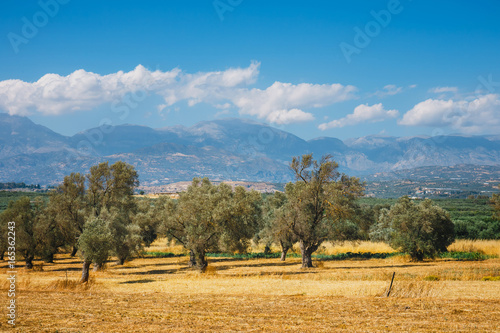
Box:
(481, 276, 500, 281)
(371, 197, 455, 261)
(423, 275, 440, 281)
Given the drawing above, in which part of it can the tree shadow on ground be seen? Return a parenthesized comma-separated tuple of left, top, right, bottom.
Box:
(120, 265, 194, 275)
(222, 271, 321, 277)
(212, 260, 299, 271)
(112, 261, 187, 269)
(321, 264, 434, 270)
(50, 267, 83, 272)
(120, 279, 155, 284)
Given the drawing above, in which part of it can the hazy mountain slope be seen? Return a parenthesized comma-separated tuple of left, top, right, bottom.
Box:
(0, 113, 70, 159)
(0, 113, 499, 185)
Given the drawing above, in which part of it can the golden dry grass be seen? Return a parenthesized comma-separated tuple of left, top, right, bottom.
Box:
(448, 239, 500, 256)
(157, 238, 500, 256)
(0, 240, 499, 332)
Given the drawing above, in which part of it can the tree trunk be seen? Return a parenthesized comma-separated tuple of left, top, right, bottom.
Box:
(193, 250, 207, 272)
(410, 250, 424, 262)
(44, 252, 54, 263)
(81, 260, 91, 283)
(299, 241, 318, 268)
(25, 255, 34, 269)
(93, 262, 101, 271)
(70, 246, 78, 257)
(117, 257, 126, 265)
(301, 250, 313, 268)
(280, 246, 289, 261)
(0, 251, 4, 261)
(188, 250, 196, 267)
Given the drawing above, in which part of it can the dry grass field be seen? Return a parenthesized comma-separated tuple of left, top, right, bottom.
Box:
(1, 240, 499, 332)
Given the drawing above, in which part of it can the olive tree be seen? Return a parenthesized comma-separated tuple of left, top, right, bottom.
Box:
(371, 196, 455, 261)
(0, 216, 7, 260)
(86, 161, 138, 217)
(133, 198, 162, 247)
(85, 161, 141, 265)
(492, 193, 500, 221)
(259, 191, 298, 261)
(101, 206, 143, 265)
(1, 197, 38, 268)
(78, 217, 113, 283)
(48, 173, 86, 256)
(162, 178, 261, 271)
(34, 200, 69, 263)
(285, 154, 364, 268)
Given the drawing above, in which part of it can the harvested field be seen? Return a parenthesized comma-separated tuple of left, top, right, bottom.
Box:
(1, 240, 499, 332)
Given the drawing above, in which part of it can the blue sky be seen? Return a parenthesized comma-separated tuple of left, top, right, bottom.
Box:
(1, 0, 499, 140)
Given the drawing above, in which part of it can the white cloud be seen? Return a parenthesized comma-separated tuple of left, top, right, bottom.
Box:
(428, 86, 458, 94)
(0, 65, 181, 116)
(214, 109, 232, 118)
(372, 84, 403, 98)
(266, 108, 315, 124)
(399, 94, 500, 133)
(231, 81, 356, 124)
(318, 103, 398, 130)
(0, 62, 358, 125)
(0, 63, 259, 116)
(158, 61, 261, 107)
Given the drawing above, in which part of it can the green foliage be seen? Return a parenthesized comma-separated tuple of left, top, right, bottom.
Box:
(161, 178, 262, 271)
(86, 161, 138, 217)
(1, 195, 74, 265)
(372, 197, 455, 261)
(0, 182, 40, 190)
(85, 162, 141, 264)
(492, 193, 500, 221)
(423, 275, 440, 281)
(77, 217, 113, 267)
(34, 198, 68, 263)
(133, 198, 161, 247)
(363, 197, 500, 239)
(0, 196, 38, 267)
(0, 191, 47, 213)
(441, 197, 499, 239)
(258, 191, 297, 259)
(482, 276, 500, 281)
(285, 154, 364, 267)
(101, 207, 143, 265)
(47, 173, 87, 253)
(439, 251, 491, 261)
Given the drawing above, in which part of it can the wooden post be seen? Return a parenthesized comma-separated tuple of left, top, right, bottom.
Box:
(386, 272, 395, 297)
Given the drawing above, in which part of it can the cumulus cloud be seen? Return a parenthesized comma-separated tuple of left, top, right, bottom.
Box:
(399, 94, 500, 133)
(231, 82, 356, 124)
(318, 103, 398, 130)
(0, 65, 181, 116)
(158, 61, 261, 107)
(0, 61, 358, 125)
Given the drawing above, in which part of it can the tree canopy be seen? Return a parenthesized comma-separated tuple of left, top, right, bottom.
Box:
(283, 154, 364, 267)
(371, 196, 455, 261)
(162, 178, 261, 271)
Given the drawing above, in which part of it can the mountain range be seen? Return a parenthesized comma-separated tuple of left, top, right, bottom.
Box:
(1, 113, 500, 186)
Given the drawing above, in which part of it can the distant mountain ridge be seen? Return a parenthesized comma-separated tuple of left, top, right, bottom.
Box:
(0, 114, 499, 185)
